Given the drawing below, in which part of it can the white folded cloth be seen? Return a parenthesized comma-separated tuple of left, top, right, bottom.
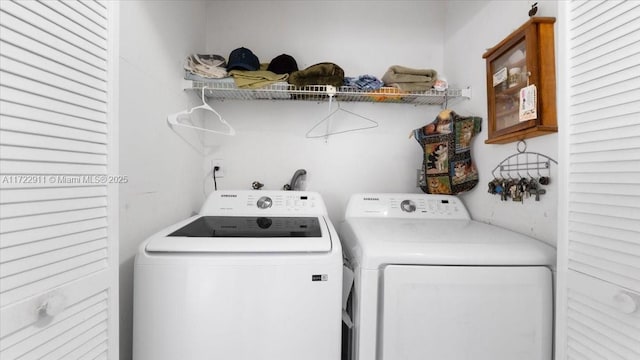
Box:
(184, 54, 228, 79)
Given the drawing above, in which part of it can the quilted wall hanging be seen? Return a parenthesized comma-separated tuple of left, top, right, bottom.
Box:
(413, 109, 482, 194)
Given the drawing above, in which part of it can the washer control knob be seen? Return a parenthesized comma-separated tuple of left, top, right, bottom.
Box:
(257, 196, 273, 209)
(400, 200, 416, 213)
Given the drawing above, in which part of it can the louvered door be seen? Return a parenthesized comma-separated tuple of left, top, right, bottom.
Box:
(558, 0, 640, 359)
(0, 1, 118, 359)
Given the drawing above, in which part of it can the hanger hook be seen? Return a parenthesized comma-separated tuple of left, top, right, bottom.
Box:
(526, 153, 534, 179)
(201, 86, 208, 103)
(536, 154, 543, 177)
(516, 154, 523, 179)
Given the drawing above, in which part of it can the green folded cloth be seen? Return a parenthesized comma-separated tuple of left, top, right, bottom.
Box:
(289, 62, 344, 88)
(229, 70, 289, 89)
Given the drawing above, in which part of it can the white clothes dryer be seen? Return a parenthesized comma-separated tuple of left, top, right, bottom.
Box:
(133, 191, 342, 360)
(340, 193, 555, 360)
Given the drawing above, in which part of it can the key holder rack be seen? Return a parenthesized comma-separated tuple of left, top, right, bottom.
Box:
(488, 140, 558, 202)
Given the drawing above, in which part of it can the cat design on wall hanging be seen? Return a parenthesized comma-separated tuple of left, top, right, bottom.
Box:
(413, 109, 482, 194)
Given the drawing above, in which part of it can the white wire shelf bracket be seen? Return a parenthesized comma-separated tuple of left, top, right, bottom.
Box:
(188, 81, 471, 106)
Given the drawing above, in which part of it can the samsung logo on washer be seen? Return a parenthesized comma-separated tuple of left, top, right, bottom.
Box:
(220, 194, 237, 197)
(363, 197, 380, 201)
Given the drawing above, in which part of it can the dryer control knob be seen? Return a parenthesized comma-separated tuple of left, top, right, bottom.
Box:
(400, 200, 416, 212)
(257, 196, 273, 209)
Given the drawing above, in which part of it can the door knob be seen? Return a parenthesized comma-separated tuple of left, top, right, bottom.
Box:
(613, 290, 639, 314)
(37, 292, 67, 317)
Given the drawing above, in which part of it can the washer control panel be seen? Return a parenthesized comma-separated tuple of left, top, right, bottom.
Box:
(345, 193, 470, 219)
(200, 190, 326, 215)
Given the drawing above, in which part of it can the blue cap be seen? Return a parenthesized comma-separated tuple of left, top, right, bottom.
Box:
(227, 47, 259, 71)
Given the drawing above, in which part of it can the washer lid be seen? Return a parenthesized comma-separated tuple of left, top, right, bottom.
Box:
(146, 215, 332, 253)
(342, 218, 555, 269)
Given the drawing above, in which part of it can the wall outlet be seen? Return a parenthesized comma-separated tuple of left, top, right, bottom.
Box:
(212, 159, 224, 177)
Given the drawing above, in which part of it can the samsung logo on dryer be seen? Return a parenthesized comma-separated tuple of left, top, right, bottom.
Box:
(363, 197, 380, 201)
(312, 274, 328, 282)
(221, 194, 238, 198)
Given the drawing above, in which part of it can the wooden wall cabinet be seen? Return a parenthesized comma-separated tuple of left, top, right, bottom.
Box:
(483, 17, 557, 144)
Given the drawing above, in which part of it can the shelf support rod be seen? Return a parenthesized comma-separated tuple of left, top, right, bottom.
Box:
(324, 86, 337, 142)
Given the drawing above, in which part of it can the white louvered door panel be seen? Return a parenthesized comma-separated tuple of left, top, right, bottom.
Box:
(560, 1, 640, 359)
(0, 1, 118, 359)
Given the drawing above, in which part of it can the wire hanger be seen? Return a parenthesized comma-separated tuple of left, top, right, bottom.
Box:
(167, 87, 236, 136)
(306, 85, 378, 139)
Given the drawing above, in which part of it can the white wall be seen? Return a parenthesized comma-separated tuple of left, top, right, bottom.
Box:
(444, 1, 559, 245)
(118, 2, 207, 359)
(200, 1, 560, 246)
(202, 0, 447, 221)
(116, 0, 562, 357)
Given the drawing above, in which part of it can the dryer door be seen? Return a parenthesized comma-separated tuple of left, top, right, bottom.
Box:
(380, 265, 552, 360)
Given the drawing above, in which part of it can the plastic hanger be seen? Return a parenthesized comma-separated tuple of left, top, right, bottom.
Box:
(167, 87, 236, 136)
(306, 85, 378, 139)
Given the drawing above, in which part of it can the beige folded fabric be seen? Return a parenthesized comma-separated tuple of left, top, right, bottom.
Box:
(387, 82, 435, 92)
(382, 65, 437, 87)
(229, 70, 289, 89)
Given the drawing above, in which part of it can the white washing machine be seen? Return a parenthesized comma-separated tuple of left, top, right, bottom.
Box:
(340, 193, 555, 360)
(133, 190, 342, 360)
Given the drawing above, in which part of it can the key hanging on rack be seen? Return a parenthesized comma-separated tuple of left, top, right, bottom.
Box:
(487, 140, 557, 202)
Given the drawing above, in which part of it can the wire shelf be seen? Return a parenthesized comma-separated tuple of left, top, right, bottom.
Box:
(189, 81, 471, 106)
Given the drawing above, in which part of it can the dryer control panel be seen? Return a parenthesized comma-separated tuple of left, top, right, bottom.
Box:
(345, 193, 470, 219)
(200, 190, 327, 216)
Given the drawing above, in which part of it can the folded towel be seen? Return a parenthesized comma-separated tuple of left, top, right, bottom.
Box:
(289, 62, 344, 88)
(387, 82, 435, 92)
(229, 70, 289, 89)
(382, 65, 437, 87)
